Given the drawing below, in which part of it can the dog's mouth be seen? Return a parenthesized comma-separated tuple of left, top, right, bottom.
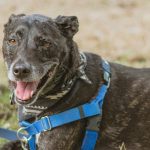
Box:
(15, 81, 39, 101)
(13, 63, 58, 104)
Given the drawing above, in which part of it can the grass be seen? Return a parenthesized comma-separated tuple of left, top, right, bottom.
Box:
(0, 85, 18, 146)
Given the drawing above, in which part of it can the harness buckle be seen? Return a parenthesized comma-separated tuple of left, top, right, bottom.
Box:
(41, 116, 52, 131)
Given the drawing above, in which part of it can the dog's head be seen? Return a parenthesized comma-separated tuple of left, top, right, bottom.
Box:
(3, 14, 80, 105)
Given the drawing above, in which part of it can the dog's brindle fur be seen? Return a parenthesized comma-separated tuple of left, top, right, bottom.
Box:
(1, 14, 150, 150)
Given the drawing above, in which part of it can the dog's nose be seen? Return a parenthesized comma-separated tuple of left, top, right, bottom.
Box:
(13, 64, 31, 78)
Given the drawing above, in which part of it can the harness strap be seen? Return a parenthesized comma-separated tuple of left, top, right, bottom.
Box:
(81, 59, 111, 150)
(28, 135, 36, 150)
(81, 130, 99, 150)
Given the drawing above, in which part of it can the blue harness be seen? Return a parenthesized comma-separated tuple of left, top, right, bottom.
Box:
(0, 59, 111, 150)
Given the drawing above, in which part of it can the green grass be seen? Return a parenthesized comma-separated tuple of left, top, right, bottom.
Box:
(0, 61, 18, 146)
(0, 88, 18, 146)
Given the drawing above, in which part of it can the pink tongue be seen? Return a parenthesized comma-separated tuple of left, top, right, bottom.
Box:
(15, 81, 38, 101)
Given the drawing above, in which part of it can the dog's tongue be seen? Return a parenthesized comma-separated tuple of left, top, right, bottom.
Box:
(15, 81, 38, 101)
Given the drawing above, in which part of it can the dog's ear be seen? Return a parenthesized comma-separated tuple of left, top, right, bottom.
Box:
(4, 14, 26, 29)
(55, 16, 79, 38)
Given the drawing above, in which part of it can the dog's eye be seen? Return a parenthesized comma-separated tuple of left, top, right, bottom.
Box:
(8, 39, 17, 45)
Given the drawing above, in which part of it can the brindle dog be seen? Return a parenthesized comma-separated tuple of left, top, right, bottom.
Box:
(1, 14, 150, 150)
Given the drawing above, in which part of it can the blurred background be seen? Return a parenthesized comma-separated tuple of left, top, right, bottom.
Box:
(0, 0, 150, 146)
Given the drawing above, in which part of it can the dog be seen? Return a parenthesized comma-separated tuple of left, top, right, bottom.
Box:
(1, 14, 150, 150)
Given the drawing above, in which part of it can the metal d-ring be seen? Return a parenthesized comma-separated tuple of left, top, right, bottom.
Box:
(17, 127, 31, 142)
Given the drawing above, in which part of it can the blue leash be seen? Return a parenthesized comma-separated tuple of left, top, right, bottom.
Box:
(0, 59, 111, 150)
(0, 128, 25, 141)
